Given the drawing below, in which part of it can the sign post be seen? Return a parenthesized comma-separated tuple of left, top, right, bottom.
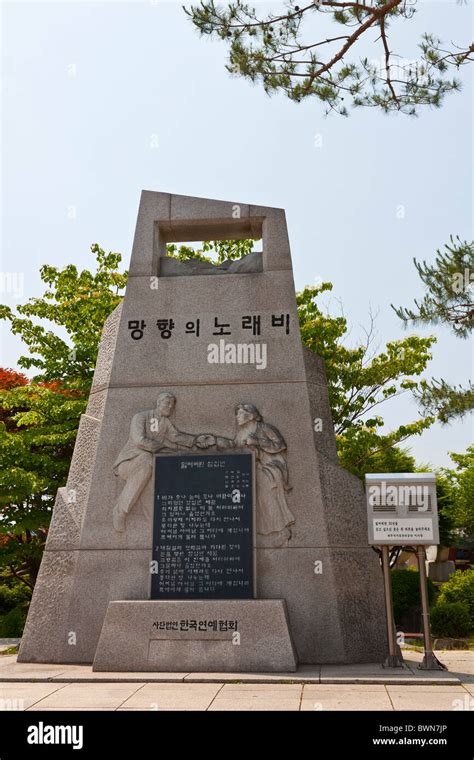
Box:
(416, 546, 446, 671)
(366, 473, 445, 671)
(381, 545, 404, 668)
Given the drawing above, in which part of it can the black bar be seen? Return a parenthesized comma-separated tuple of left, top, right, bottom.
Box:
(0, 711, 470, 757)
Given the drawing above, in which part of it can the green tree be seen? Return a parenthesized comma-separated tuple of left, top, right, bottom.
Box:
(0, 579, 31, 637)
(167, 238, 254, 263)
(0, 245, 127, 392)
(186, 0, 473, 115)
(440, 446, 474, 545)
(434, 471, 459, 550)
(436, 568, 474, 629)
(393, 236, 474, 422)
(0, 371, 85, 589)
(298, 282, 435, 477)
(0, 247, 127, 590)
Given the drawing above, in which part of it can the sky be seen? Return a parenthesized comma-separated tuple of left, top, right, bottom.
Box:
(1, 0, 473, 468)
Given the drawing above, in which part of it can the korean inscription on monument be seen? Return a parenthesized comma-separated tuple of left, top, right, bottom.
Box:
(151, 453, 254, 599)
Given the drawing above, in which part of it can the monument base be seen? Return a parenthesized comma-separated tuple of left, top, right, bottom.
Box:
(92, 599, 298, 672)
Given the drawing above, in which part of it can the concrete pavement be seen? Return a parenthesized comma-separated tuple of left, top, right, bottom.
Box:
(0, 650, 472, 711)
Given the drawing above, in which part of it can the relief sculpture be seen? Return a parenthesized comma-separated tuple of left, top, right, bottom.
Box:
(113, 395, 294, 543)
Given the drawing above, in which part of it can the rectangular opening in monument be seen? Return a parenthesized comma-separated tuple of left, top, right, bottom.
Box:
(151, 452, 255, 600)
(164, 239, 262, 261)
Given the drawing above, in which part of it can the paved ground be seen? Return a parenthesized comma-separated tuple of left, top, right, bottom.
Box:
(0, 650, 473, 710)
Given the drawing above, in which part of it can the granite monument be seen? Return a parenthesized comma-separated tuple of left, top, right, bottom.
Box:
(18, 191, 387, 671)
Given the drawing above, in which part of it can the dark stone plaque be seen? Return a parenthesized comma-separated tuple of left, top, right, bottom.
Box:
(151, 452, 254, 599)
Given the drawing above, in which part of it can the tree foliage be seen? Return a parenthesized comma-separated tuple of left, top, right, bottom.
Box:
(393, 236, 474, 423)
(439, 446, 474, 545)
(417, 379, 474, 425)
(0, 371, 85, 589)
(391, 568, 436, 625)
(434, 471, 459, 550)
(430, 599, 471, 638)
(0, 247, 127, 590)
(167, 238, 254, 263)
(0, 244, 127, 392)
(393, 237, 474, 337)
(435, 568, 474, 630)
(298, 282, 435, 476)
(186, 0, 473, 115)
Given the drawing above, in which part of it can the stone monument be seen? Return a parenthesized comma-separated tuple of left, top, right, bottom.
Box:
(18, 191, 387, 671)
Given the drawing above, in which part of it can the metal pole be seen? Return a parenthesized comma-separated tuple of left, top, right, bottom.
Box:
(381, 545, 404, 668)
(416, 545, 446, 671)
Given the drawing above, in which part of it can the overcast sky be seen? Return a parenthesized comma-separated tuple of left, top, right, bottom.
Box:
(1, 0, 472, 467)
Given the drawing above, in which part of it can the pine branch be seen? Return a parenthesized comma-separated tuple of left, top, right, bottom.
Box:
(186, 0, 472, 114)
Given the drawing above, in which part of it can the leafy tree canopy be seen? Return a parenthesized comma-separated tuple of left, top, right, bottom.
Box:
(0, 246, 127, 590)
(439, 445, 474, 546)
(167, 238, 254, 263)
(297, 282, 435, 476)
(0, 244, 127, 392)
